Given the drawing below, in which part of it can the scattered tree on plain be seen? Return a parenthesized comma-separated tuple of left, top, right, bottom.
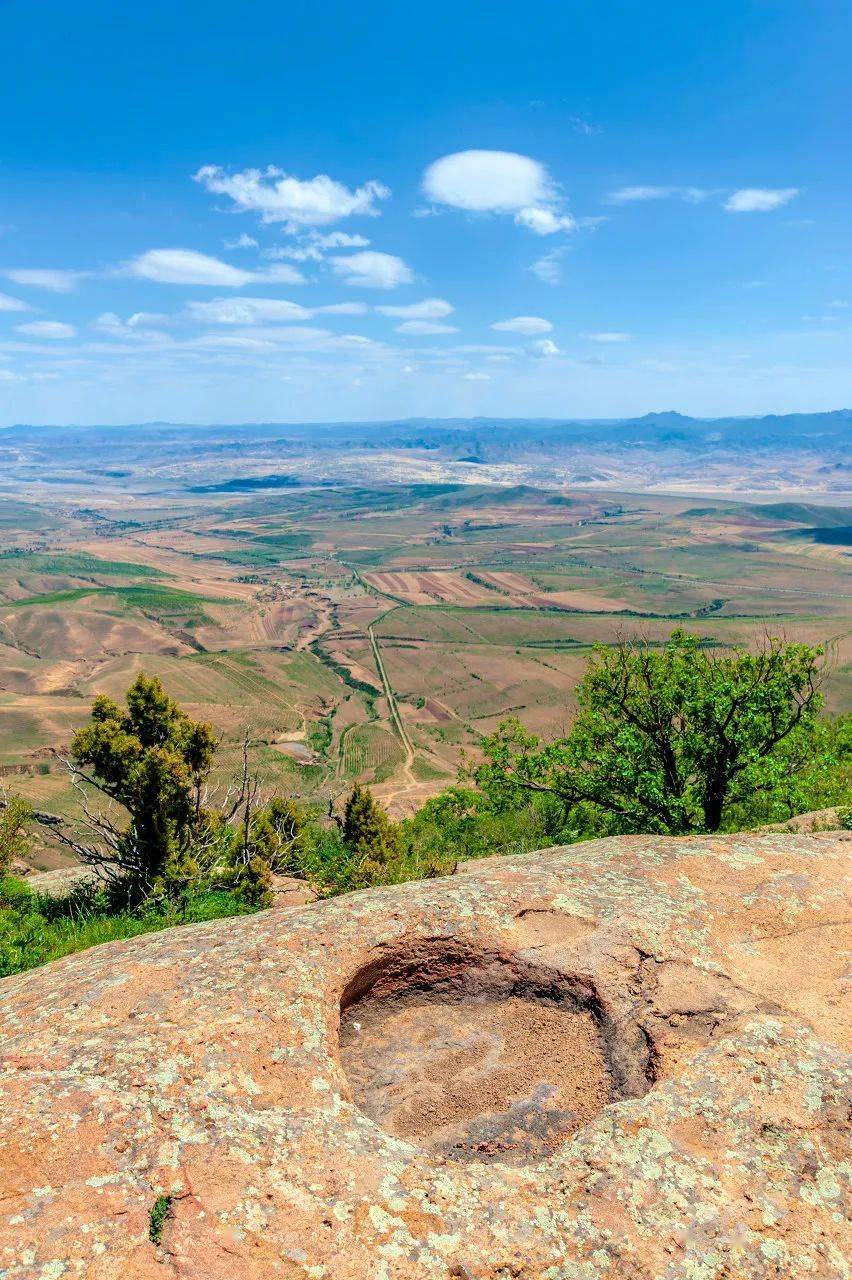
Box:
(475, 630, 827, 835)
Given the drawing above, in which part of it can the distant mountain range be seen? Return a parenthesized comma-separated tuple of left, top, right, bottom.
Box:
(1, 411, 850, 496)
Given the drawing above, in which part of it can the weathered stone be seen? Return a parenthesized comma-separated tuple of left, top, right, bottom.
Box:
(0, 831, 850, 1278)
(17, 865, 99, 896)
(269, 873, 318, 910)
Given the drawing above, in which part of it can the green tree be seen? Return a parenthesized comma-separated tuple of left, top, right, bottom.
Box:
(70, 673, 217, 899)
(476, 630, 824, 835)
(342, 784, 403, 884)
(224, 797, 309, 906)
(0, 797, 32, 876)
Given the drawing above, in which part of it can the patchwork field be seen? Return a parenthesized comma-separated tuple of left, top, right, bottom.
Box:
(0, 475, 849, 867)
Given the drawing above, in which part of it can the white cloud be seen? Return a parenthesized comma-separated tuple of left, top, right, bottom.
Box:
(239, 325, 333, 344)
(682, 187, 712, 203)
(122, 248, 304, 286)
(396, 320, 458, 335)
(94, 312, 130, 332)
(224, 233, 259, 250)
(422, 149, 574, 235)
(464, 372, 490, 380)
(5, 268, 85, 292)
(196, 325, 333, 350)
(183, 296, 368, 325)
(607, 185, 712, 205)
(530, 248, 566, 285)
(582, 331, 631, 342)
(263, 243, 323, 263)
(16, 320, 76, 339)
(317, 301, 369, 315)
(492, 315, 552, 335)
(0, 292, 30, 312)
(423, 150, 551, 212)
(267, 231, 372, 263)
(194, 165, 390, 228)
(532, 338, 560, 356)
(607, 185, 674, 203)
(93, 313, 171, 342)
(514, 207, 576, 235)
(376, 298, 453, 319)
(329, 250, 413, 289)
(185, 297, 312, 325)
(126, 311, 171, 327)
(724, 187, 799, 213)
(311, 231, 370, 249)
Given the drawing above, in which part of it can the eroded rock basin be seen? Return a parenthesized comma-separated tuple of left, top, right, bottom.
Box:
(339, 942, 628, 1162)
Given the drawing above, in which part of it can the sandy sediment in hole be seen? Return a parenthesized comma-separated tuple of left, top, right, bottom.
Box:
(338, 941, 637, 1161)
(341, 990, 612, 1160)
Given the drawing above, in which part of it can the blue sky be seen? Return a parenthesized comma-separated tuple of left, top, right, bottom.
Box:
(0, 0, 850, 424)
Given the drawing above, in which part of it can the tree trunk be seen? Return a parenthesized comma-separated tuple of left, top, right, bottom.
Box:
(703, 787, 726, 832)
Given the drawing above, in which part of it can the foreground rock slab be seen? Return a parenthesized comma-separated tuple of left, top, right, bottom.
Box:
(0, 832, 850, 1279)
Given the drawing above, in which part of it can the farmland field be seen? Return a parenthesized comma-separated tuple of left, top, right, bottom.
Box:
(0, 468, 849, 867)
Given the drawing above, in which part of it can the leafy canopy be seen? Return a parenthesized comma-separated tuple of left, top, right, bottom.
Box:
(0, 797, 32, 876)
(342, 784, 403, 885)
(476, 630, 824, 835)
(71, 673, 217, 896)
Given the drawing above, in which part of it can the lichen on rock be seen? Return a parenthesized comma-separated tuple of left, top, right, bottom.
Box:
(0, 831, 849, 1278)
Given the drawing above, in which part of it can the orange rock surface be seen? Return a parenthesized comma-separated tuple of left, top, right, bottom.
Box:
(0, 831, 849, 1278)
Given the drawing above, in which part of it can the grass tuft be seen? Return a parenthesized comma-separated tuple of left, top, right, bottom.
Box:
(148, 1194, 172, 1245)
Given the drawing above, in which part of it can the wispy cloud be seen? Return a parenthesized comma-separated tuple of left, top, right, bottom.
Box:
(183, 297, 370, 325)
(122, 248, 304, 287)
(568, 114, 601, 136)
(724, 187, 799, 213)
(224, 233, 259, 250)
(515, 207, 576, 234)
(492, 315, 552, 335)
(194, 165, 390, 229)
(606, 185, 711, 204)
(607, 185, 674, 204)
(16, 320, 77, 338)
(185, 297, 312, 324)
(395, 320, 458, 335)
(93, 313, 172, 342)
(0, 292, 30, 312)
(530, 248, 566, 285)
(4, 268, 87, 292)
(329, 250, 413, 289)
(376, 298, 453, 319)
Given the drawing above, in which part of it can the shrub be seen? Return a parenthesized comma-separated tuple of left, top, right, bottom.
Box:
(0, 797, 32, 875)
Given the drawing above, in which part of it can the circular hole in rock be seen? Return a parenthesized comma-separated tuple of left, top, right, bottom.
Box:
(339, 939, 646, 1164)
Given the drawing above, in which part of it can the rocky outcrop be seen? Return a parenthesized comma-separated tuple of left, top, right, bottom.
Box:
(0, 831, 849, 1278)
